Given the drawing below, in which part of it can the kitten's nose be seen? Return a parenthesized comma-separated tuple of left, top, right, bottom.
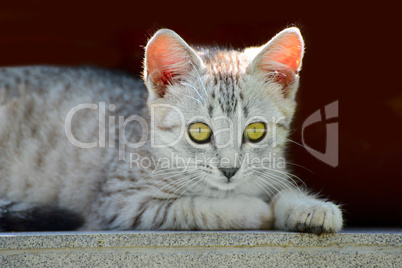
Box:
(219, 168, 239, 181)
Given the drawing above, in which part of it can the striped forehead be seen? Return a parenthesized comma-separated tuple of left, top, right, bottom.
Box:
(208, 74, 242, 116)
(199, 49, 249, 78)
(198, 49, 249, 116)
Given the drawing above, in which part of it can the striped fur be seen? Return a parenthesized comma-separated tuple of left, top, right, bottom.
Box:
(0, 28, 343, 233)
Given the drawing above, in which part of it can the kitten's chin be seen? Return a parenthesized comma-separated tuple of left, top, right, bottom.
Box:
(206, 178, 243, 191)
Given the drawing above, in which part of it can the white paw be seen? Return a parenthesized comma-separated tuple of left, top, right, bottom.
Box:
(283, 200, 343, 234)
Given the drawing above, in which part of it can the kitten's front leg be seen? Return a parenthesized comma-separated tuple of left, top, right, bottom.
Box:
(272, 189, 343, 234)
(126, 194, 273, 230)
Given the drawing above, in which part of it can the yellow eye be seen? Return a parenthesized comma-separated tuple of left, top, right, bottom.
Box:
(245, 122, 266, 142)
(188, 123, 212, 143)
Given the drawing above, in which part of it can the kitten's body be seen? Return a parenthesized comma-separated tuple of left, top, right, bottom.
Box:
(0, 28, 343, 233)
(0, 67, 149, 230)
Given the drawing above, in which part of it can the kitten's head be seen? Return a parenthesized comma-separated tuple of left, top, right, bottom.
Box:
(143, 28, 304, 196)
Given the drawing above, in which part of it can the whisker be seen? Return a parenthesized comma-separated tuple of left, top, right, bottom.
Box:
(150, 174, 194, 198)
(256, 177, 296, 202)
(168, 90, 203, 105)
(254, 169, 299, 190)
(136, 168, 187, 185)
(286, 138, 310, 150)
(257, 167, 306, 188)
(179, 177, 201, 197)
(259, 169, 301, 189)
(166, 175, 200, 201)
(184, 94, 203, 104)
(253, 171, 287, 195)
(190, 62, 208, 97)
(253, 173, 292, 201)
(285, 162, 315, 174)
(245, 177, 252, 195)
(177, 174, 203, 198)
(181, 82, 205, 103)
(254, 170, 301, 200)
(250, 177, 276, 198)
(146, 170, 192, 192)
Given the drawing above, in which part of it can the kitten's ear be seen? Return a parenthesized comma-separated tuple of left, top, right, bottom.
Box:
(249, 27, 304, 95)
(144, 29, 203, 99)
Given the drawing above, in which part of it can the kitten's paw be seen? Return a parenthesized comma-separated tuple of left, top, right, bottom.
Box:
(283, 201, 343, 234)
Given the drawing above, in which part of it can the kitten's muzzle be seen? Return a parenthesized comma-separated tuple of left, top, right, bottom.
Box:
(219, 168, 239, 182)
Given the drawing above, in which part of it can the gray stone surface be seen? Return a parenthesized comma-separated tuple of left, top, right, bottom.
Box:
(0, 229, 401, 267)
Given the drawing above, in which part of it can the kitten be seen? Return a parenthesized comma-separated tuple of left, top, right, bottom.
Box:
(0, 28, 343, 233)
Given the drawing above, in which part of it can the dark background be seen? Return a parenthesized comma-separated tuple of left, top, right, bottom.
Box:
(1, 1, 401, 227)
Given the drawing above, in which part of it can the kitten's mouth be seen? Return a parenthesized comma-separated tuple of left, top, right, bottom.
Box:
(206, 176, 242, 191)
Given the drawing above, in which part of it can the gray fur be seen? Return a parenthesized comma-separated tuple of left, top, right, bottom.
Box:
(0, 28, 343, 232)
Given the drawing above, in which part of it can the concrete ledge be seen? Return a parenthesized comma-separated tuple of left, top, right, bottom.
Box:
(1, 229, 401, 267)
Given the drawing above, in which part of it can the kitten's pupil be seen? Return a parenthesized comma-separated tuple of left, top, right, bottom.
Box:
(198, 127, 201, 134)
(254, 127, 256, 133)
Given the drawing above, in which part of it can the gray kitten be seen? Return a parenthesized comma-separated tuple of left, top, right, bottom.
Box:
(0, 28, 343, 233)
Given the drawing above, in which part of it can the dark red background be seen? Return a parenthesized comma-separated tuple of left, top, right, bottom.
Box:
(1, 1, 401, 226)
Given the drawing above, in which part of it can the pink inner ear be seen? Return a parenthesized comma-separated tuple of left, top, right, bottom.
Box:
(262, 33, 303, 73)
(146, 35, 188, 85)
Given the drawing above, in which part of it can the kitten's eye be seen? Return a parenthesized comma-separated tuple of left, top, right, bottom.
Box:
(245, 122, 266, 142)
(188, 123, 212, 143)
